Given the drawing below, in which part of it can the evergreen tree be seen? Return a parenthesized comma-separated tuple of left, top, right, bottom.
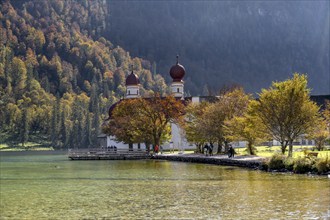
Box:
(26, 63, 33, 92)
(92, 98, 100, 145)
(152, 61, 157, 76)
(50, 94, 61, 147)
(50, 103, 57, 147)
(55, 93, 61, 135)
(20, 108, 29, 147)
(85, 111, 92, 147)
(60, 110, 67, 148)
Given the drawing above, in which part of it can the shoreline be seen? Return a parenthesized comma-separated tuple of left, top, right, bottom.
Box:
(153, 153, 330, 177)
(153, 153, 264, 169)
(0, 150, 67, 156)
(1, 151, 329, 176)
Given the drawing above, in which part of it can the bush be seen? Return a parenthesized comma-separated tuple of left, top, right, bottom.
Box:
(314, 157, 330, 174)
(268, 154, 286, 171)
(264, 153, 330, 174)
(260, 160, 268, 171)
(284, 157, 294, 171)
(293, 157, 314, 174)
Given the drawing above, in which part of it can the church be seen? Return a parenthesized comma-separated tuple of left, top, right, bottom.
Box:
(99, 57, 329, 151)
(100, 56, 199, 151)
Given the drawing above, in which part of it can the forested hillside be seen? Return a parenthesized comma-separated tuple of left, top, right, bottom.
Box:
(1, 0, 329, 149)
(107, 1, 329, 95)
(0, 0, 168, 149)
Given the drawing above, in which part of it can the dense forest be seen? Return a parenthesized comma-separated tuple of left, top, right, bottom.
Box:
(107, 1, 329, 95)
(0, 0, 168, 149)
(0, 0, 329, 149)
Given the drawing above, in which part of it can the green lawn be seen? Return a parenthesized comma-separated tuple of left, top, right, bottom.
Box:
(163, 146, 330, 159)
(235, 145, 330, 159)
(0, 132, 54, 151)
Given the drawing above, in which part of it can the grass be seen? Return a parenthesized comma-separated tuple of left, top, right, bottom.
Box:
(163, 146, 330, 160)
(0, 144, 9, 149)
(235, 145, 330, 159)
(0, 132, 54, 151)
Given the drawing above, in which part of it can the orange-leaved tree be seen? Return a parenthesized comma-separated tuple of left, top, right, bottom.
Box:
(102, 94, 185, 151)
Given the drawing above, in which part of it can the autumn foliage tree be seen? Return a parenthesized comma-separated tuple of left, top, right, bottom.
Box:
(307, 101, 330, 151)
(224, 105, 269, 155)
(182, 88, 250, 153)
(102, 99, 152, 150)
(0, 0, 168, 149)
(183, 102, 210, 152)
(102, 95, 185, 150)
(250, 74, 320, 157)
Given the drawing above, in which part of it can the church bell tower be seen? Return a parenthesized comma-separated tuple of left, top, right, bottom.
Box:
(169, 55, 185, 99)
(125, 66, 140, 99)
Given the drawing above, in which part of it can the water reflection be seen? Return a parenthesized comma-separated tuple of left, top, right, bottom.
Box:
(0, 153, 329, 219)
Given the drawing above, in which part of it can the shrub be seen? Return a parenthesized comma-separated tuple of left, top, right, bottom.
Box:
(260, 160, 268, 171)
(302, 147, 310, 156)
(284, 157, 294, 171)
(293, 157, 314, 174)
(268, 154, 286, 171)
(314, 157, 330, 174)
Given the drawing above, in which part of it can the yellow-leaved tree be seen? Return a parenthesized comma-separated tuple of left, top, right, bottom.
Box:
(307, 101, 330, 151)
(250, 74, 320, 157)
(224, 105, 269, 155)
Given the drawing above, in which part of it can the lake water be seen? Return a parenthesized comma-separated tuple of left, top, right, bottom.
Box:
(0, 152, 329, 219)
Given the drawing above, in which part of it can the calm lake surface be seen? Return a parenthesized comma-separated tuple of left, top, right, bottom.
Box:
(0, 152, 329, 219)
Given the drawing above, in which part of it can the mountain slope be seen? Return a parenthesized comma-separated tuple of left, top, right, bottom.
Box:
(0, 0, 168, 148)
(106, 1, 329, 95)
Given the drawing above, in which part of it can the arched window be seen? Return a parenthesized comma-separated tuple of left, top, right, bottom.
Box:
(177, 88, 180, 93)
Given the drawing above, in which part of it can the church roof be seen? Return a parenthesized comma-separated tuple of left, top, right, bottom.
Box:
(125, 71, 140, 86)
(169, 55, 185, 82)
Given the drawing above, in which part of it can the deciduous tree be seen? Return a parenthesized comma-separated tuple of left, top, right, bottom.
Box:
(224, 108, 269, 155)
(203, 88, 250, 152)
(103, 95, 185, 150)
(250, 74, 320, 157)
(183, 102, 209, 152)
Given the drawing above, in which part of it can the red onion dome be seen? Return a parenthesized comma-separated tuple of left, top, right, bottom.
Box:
(170, 55, 185, 82)
(125, 71, 140, 86)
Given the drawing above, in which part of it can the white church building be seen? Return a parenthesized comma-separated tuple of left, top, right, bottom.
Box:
(101, 56, 200, 151)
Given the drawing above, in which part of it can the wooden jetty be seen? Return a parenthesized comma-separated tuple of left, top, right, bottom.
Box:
(68, 148, 150, 160)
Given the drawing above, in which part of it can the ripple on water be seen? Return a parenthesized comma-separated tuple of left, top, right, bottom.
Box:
(1, 155, 329, 219)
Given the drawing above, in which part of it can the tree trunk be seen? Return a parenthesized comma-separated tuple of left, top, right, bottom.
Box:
(129, 143, 133, 151)
(224, 141, 229, 153)
(288, 139, 293, 157)
(280, 141, 288, 154)
(315, 139, 323, 151)
(247, 142, 255, 155)
(217, 141, 223, 154)
(145, 142, 150, 153)
(196, 144, 202, 153)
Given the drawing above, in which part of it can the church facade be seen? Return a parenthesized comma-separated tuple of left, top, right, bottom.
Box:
(102, 56, 196, 151)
